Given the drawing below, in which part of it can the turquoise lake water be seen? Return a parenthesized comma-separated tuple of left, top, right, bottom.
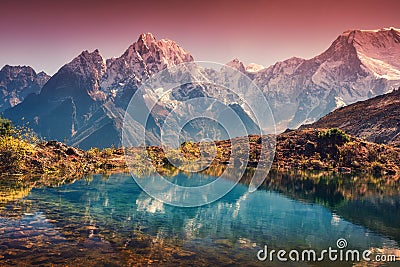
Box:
(0, 172, 399, 266)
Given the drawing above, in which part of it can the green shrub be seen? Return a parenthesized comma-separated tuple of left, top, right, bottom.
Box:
(318, 128, 350, 144)
(0, 117, 14, 136)
(102, 147, 114, 157)
(316, 128, 350, 160)
(87, 147, 100, 157)
(371, 161, 384, 176)
(0, 135, 34, 172)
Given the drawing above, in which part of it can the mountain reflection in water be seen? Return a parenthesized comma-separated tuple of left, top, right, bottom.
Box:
(0, 171, 399, 266)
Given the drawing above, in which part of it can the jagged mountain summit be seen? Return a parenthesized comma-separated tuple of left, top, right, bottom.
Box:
(102, 33, 193, 91)
(3, 28, 400, 149)
(0, 65, 50, 112)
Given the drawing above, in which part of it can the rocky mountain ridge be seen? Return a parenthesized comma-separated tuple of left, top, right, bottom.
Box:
(0, 65, 50, 112)
(3, 28, 400, 149)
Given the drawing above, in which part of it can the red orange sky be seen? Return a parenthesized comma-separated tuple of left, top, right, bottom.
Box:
(0, 0, 399, 75)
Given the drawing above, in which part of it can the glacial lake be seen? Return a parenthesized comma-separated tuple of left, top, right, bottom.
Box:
(0, 172, 399, 266)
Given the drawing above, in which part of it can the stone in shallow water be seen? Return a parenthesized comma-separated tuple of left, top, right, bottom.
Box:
(11, 230, 27, 239)
(214, 239, 234, 248)
(44, 230, 58, 236)
(125, 238, 151, 249)
(18, 229, 40, 237)
(4, 240, 27, 249)
(3, 249, 20, 259)
(31, 255, 51, 265)
(77, 225, 98, 232)
(3, 227, 17, 234)
(60, 249, 79, 259)
(173, 250, 196, 259)
(62, 231, 77, 238)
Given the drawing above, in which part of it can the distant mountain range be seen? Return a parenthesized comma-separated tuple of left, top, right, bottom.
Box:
(2, 28, 400, 149)
(0, 65, 50, 112)
(304, 88, 400, 147)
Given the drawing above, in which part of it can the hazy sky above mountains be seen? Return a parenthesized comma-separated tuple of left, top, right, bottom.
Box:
(1, 0, 399, 75)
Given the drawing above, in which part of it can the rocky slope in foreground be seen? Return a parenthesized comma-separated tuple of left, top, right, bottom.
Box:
(303, 88, 400, 147)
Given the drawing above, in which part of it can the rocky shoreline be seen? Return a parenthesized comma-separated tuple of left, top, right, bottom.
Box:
(141, 128, 400, 179)
(1, 129, 400, 183)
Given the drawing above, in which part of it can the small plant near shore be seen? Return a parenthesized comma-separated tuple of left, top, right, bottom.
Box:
(102, 147, 114, 157)
(371, 161, 384, 176)
(87, 147, 100, 157)
(180, 141, 201, 160)
(0, 135, 34, 171)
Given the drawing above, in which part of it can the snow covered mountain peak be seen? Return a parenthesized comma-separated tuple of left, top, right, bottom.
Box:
(137, 32, 157, 46)
(340, 27, 400, 46)
(101, 33, 193, 91)
(129, 32, 193, 67)
(245, 63, 264, 73)
(342, 27, 400, 35)
(134, 32, 158, 55)
(250, 27, 400, 130)
(1, 64, 35, 75)
(310, 27, 400, 81)
(37, 49, 108, 101)
(340, 27, 400, 80)
(225, 59, 265, 74)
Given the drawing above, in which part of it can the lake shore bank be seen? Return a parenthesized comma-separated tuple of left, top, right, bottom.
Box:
(1, 128, 400, 183)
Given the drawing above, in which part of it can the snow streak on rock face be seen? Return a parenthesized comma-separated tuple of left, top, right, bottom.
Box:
(245, 63, 264, 73)
(349, 28, 400, 80)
